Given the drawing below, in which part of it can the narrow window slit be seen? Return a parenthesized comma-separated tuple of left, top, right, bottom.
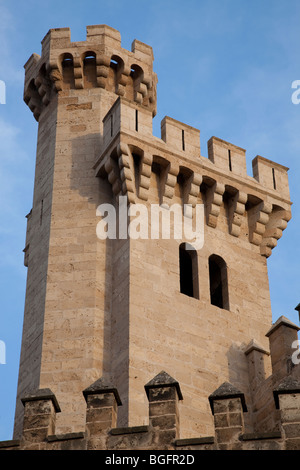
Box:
(228, 149, 232, 172)
(182, 130, 185, 151)
(40, 199, 44, 226)
(272, 168, 276, 190)
(110, 114, 113, 137)
(135, 109, 138, 132)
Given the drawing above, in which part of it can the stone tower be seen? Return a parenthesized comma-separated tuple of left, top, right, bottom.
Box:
(8, 25, 299, 450)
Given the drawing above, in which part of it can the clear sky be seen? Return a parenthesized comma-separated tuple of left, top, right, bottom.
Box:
(0, 0, 299, 441)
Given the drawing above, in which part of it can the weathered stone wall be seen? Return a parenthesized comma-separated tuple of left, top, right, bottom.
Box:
(95, 95, 292, 438)
(14, 24, 157, 438)
(3, 365, 300, 451)
(14, 95, 58, 437)
(13, 24, 293, 445)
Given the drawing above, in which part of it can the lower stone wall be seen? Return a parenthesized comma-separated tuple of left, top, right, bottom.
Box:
(1, 371, 300, 451)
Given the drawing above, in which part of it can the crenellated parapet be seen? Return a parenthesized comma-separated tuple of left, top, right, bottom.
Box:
(94, 96, 292, 258)
(14, 23, 295, 453)
(23, 24, 291, 258)
(23, 25, 157, 121)
(2, 351, 300, 451)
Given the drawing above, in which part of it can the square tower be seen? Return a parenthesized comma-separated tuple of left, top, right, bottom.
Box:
(14, 24, 292, 442)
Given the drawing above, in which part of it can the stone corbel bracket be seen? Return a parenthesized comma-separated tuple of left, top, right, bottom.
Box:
(48, 57, 63, 92)
(179, 170, 202, 218)
(134, 71, 152, 105)
(105, 156, 122, 198)
(248, 199, 291, 257)
(161, 163, 179, 208)
(187, 173, 202, 208)
(34, 68, 51, 106)
(23, 54, 44, 121)
(97, 144, 136, 204)
(205, 181, 225, 228)
(96, 55, 111, 89)
(139, 152, 153, 201)
(117, 143, 136, 204)
(260, 206, 292, 258)
(228, 190, 247, 237)
(95, 150, 122, 198)
(73, 56, 84, 90)
(248, 201, 272, 247)
(116, 64, 131, 97)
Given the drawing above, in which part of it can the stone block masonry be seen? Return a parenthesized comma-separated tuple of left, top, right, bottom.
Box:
(6, 24, 295, 449)
(2, 366, 300, 450)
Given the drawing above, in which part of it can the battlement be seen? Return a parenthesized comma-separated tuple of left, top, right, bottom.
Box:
(252, 156, 290, 200)
(23, 25, 157, 120)
(208, 136, 247, 177)
(161, 116, 201, 158)
(102, 96, 153, 149)
(15, 24, 295, 449)
(2, 313, 300, 451)
(23, 26, 292, 249)
(94, 93, 291, 257)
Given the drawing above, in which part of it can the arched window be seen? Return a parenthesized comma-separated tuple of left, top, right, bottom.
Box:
(209, 254, 229, 310)
(130, 64, 144, 102)
(130, 64, 143, 83)
(108, 55, 124, 94)
(61, 53, 75, 89)
(179, 243, 199, 299)
(83, 51, 97, 88)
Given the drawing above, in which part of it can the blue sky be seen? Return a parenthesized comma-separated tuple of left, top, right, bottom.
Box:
(0, 0, 299, 441)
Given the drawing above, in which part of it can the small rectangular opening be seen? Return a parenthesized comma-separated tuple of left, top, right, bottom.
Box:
(228, 149, 232, 172)
(182, 130, 185, 151)
(272, 167, 276, 190)
(135, 109, 138, 132)
(110, 114, 113, 137)
(40, 199, 44, 226)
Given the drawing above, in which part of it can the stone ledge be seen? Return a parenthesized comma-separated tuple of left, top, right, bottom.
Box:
(208, 382, 247, 414)
(110, 425, 149, 436)
(265, 316, 300, 338)
(0, 439, 20, 448)
(273, 376, 300, 409)
(83, 377, 122, 406)
(174, 436, 214, 446)
(47, 432, 85, 442)
(244, 339, 270, 356)
(21, 388, 61, 412)
(144, 371, 183, 400)
(241, 431, 281, 441)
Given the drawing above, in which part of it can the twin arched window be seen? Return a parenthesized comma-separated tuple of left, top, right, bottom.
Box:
(179, 245, 229, 310)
